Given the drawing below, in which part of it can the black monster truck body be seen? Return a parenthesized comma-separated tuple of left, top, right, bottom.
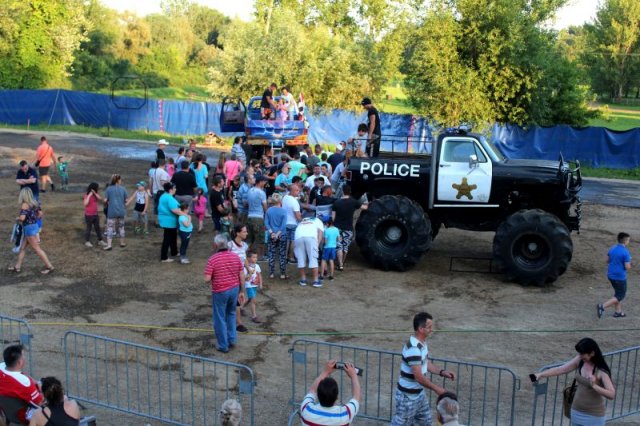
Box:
(347, 129, 582, 285)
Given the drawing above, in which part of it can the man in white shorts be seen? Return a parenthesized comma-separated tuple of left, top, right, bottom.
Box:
(294, 216, 324, 288)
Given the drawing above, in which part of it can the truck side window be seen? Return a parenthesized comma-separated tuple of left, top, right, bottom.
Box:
(443, 141, 487, 163)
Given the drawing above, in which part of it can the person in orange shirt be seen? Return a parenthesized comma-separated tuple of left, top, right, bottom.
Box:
(33, 136, 56, 192)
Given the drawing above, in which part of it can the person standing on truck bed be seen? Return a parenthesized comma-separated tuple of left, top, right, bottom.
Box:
(261, 83, 278, 119)
(361, 98, 381, 157)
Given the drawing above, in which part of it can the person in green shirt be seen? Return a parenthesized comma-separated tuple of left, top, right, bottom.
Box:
(56, 156, 69, 191)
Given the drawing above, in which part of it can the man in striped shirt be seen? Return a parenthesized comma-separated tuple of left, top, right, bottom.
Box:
(391, 312, 456, 426)
(300, 360, 361, 425)
(204, 234, 246, 353)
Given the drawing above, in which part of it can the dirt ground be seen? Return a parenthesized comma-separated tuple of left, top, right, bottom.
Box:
(0, 130, 638, 425)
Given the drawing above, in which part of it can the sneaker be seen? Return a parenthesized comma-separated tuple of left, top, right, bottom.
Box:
(51, 184, 55, 192)
(298, 279, 307, 287)
(328, 276, 334, 281)
(84, 241, 93, 248)
(319, 275, 324, 281)
(161, 258, 174, 263)
(180, 258, 191, 264)
(98, 240, 108, 247)
(251, 316, 262, 323)
(597, 304, 604, 319)
(288, 258, 297, 264)
(312, 281, 323, 288)
(613, 312, 626, 318)
(216, 346, 229, 354)
(236, 324, 249, 333)
(103, 245, 112, 251)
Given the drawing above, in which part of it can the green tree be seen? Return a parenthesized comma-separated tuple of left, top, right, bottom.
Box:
(583, 0, 640, 100)
(404, 0, 595, 126)
(207, 9, 381, 110)
(0, 0, 87, 88)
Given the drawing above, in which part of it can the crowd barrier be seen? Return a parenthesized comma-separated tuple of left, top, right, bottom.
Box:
(530, 345, 640, 425)
(0, 314, 34, 375)
(287, 338, 519, 425)
(63, 331, 256, 426)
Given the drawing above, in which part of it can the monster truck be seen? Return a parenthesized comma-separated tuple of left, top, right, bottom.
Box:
(219, 96, 307, 158)
(346, 129, 582, 285)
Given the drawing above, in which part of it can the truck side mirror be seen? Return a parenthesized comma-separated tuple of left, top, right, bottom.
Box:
(469, 154, 479, 169)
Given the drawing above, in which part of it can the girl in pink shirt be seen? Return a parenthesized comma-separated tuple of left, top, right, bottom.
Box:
(83, 182, 107, 247)
(193, 188, 207, 232)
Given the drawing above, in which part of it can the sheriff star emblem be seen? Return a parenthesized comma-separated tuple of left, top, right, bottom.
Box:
(452, 177, 477, 200)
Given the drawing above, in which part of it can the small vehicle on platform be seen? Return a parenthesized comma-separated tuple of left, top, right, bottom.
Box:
(219, 96, 307, 157)
(346, 129, 582, 285)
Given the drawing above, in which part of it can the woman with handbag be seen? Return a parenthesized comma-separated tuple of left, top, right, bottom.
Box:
(532, 338, 615, 425)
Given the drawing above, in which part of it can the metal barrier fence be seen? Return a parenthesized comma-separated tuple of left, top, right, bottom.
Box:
(530, 345, 640, 425)
(289, 339, 519, 425)
(63, 331, 256, 426)
(0, 314, 33, 375)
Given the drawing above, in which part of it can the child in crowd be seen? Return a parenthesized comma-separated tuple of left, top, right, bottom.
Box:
(178, 203, 192, 264)
(83, 182, 107, 248)
(220, 207, 233, 239)
(242, 251, 263, 323)
(127, 181, 149, 235)
(166, 157, 176, 179)
(321, 219, 340, 281)
(277, 98, 288, 121)
(193, 188, 207, 232)
(56, 156, 69, 191)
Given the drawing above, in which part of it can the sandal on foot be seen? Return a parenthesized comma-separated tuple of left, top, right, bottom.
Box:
(40, 267, 55, 275)
(7, 266, 21, 273)
(613, 312, 626, 318)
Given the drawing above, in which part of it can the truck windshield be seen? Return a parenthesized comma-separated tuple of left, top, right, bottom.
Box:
(479, 136, 505, 162)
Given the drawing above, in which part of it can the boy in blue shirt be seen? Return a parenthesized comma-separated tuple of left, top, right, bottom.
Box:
(598, 232, 632, 318)
(321, 219, 341, 281)
(178, 203, 193, 264)
(56, 156, 69, 191)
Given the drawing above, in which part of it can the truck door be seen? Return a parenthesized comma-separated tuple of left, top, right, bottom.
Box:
(436, 137, 492, 204)
(219, 97, 246, 133)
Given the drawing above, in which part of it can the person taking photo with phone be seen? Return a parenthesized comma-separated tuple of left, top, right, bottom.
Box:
(300, 360, 361, 425)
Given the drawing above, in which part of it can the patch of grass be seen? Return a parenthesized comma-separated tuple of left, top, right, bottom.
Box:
(0, 123, 233, 146)
(100, 86, 212, 102)
(580, 166, 640, 180)
(380, 84, 418, 115)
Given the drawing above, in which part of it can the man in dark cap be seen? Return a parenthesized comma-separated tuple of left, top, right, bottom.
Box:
(361, 97, 381, 157)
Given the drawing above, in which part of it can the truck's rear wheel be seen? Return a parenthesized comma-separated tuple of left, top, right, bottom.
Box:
(493, 209, 573, 285)
(355, 195, 432, 271)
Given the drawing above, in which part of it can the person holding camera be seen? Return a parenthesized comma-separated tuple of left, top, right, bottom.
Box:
(300, 360, 361, 425)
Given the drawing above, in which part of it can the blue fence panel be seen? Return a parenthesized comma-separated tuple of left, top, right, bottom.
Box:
(492, 123, 640, 168)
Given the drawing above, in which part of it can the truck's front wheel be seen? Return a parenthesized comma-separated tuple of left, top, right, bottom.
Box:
(355, 195, 432, 271)
(493, 209, 573, 285)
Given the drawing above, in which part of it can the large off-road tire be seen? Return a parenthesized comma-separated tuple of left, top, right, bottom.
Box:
(355, 195, 432, 271)
(493, 209, 573, 285)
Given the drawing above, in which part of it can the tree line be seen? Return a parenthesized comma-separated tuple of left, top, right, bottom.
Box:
(0, 0, 639, 127)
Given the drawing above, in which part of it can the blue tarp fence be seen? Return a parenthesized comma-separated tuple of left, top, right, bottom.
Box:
(0, 89, 433, 148)
(0, 89, 637, 168)
(492, 123, 640, 169)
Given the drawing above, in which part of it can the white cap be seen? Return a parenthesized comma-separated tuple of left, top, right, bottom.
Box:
(335, 143, 343, 152)
(158, 139, 168, 145)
